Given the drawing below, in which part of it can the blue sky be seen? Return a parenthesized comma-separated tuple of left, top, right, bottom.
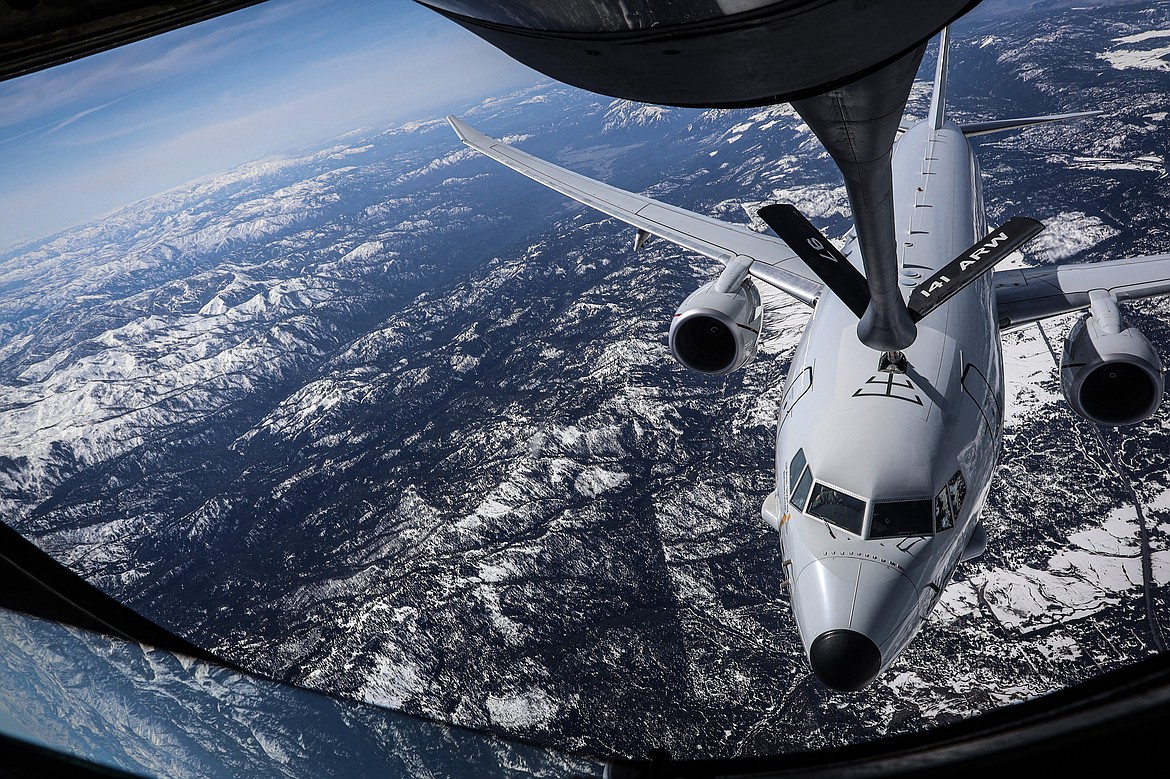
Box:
(0, 0, 540, 250)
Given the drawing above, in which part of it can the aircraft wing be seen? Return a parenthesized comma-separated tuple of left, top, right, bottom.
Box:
(995, 254, 1170, 329)
(447, 116, 822, 306)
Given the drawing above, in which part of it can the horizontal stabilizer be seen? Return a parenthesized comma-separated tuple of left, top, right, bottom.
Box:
(909, 217, 1044, 322)
(758, 204, 871, 319)
(960, 110, 1104, 137)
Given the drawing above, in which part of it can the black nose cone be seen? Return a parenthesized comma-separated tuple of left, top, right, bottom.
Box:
(809, 629, 882, 691)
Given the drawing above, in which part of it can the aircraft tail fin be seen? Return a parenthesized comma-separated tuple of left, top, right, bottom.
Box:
(926, 30, 1102, 137)
(959, 110, 1106, 137)
(928, 27, 950, 131)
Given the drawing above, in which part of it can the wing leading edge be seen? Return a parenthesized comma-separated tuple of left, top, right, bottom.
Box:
(447, 116, 822, 306)
(995, 254, 1170, 329)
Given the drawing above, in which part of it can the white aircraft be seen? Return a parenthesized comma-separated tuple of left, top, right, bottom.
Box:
(447, 30, 1170, 691)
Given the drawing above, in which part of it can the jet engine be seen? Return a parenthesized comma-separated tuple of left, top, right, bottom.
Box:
(669, 277, 762, 375)
(1061, 291, 1164, 426)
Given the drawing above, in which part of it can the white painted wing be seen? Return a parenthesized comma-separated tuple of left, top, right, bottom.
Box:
(995, 254, 1170, 329)
(447, 116, 821, 307)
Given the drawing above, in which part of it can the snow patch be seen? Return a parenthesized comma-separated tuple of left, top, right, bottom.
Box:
(486, 688, 558, 730)
(1098, 30, 1170, 71)
(362, 652, 423, 710)
(758, 184, 850, 221)
(1028, 211, 1119, 262)
(977, 538, 1170, 634)
(999, 320, 1068, 428)
(603, 100, 672, 131)
(573, 466, 629, 497)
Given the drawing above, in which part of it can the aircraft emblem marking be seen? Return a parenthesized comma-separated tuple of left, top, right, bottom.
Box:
(853, 373, 924, 405)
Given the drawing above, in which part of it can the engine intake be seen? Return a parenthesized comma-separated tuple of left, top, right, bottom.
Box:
(1061, 291, 1164, 426)
(669, 278, 763, 374)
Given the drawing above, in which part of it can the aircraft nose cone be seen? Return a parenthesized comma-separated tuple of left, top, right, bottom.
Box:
(809, 629, 882, 691)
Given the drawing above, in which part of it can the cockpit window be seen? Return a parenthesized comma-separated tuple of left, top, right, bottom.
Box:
(947, 472, 967, 517)
(870, 500, 934, 538)
(789, 448, 807, 490)
(806, 482, 866, 535)
(789, 449, 814, 510)
(935, 470, 966, 531)
(792, 467, 814, 511)
(935, 491, 953, 530)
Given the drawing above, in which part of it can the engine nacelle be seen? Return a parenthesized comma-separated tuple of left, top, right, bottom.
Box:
(669, 278, 763, 374)
(1061, 292, 1164, 426)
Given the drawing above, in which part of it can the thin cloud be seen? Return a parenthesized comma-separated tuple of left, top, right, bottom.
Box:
(0, 0, 539, 250)
(0, 0, 315, 132)
(40, 98, 124, 137)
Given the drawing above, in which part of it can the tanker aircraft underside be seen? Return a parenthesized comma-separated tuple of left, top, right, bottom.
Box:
(447, 30, 1170, 690)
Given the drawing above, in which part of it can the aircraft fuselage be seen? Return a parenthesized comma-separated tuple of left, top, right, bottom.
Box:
(773, 120, 1002, 690)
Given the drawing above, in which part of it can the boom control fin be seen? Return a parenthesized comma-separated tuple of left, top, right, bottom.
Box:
(908, 217, 1044, 322)
(758, 204, 871, 319)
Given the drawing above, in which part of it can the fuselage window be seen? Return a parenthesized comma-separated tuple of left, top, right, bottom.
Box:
(806, 482, 866, 536)
(871, 499, 934, 539)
